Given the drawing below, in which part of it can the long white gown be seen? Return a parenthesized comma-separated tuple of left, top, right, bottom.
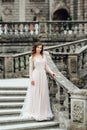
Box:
(20, 55, 54, 121)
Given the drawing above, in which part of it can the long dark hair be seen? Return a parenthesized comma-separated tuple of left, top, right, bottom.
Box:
(31, 42, 43, 57)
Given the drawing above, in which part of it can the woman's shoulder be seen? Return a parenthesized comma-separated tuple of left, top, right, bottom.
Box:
(43, 54, 46, 58)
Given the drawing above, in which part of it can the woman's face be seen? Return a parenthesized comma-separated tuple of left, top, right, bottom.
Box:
(36, 45, 42, 53)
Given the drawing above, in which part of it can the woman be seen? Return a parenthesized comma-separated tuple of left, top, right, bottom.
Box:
(21, 42, 56, 121)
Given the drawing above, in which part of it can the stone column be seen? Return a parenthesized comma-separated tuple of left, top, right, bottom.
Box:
(70, 90, 87, 130)
(19, 0, 26, 22)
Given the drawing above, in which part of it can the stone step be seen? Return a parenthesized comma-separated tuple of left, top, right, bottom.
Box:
(0, 93, 26, 96)
(0, 121, 59, 130)
(0, 90, 26, 95)
(0, 90, 26, 96)
(0, 109, 21, 116)
(0, 102, 23, 109)
(0, 96, 25, 102)
(0, 87, 27, 91)
(0, 116, 36, 125)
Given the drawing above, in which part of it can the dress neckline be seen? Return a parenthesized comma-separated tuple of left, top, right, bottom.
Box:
(34, 55, 44, 59)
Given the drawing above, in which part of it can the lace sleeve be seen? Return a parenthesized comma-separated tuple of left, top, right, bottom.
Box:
(29, 56, 34, 81)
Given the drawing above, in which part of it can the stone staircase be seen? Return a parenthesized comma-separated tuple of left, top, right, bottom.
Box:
(0, 78, 64, 130)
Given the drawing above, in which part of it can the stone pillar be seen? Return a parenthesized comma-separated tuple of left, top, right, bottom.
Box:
(70, 90, 87, 130)
(68, 54, 78, 80)
(0, 0, 2, 17)
(78, 0, 84, 20)
(19, 0, 26, 22)
(70, 0, 74, 19)
(78, 0, 81, 20)
(84, 0, 87, 34)
(4, 55, 14, 78)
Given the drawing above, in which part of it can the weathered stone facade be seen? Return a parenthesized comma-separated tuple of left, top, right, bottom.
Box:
(0, 0, 87, 22)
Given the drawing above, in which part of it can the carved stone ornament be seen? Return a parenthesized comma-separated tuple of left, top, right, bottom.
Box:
(72, 101, 84, 123)
(3, 6, 12, 15)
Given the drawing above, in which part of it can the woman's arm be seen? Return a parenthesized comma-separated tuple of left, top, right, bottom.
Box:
(45, 63, 53, 76)
(29, 56, 34, 80)
(45, 56, 56, 77)
(29, 56, 35, 86)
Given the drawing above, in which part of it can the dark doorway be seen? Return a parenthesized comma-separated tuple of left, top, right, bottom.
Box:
(52, 8, 70, 20)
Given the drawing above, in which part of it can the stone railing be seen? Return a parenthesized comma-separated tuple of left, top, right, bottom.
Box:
(0, 21, 87, 42)
(0, 39, 87, 80)
(45, 39, 87, 81)
(45, 38, 87, 53)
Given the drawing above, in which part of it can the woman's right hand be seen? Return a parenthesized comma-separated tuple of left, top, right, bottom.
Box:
(31, 80, 35, 86)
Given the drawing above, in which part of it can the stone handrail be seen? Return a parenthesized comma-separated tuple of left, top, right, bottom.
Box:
(45, 38, 87, 53)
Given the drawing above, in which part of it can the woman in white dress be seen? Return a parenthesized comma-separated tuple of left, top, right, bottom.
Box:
(21, 42, 56, 121)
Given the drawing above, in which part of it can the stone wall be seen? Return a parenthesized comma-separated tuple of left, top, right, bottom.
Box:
(0, 0, 87, 22)
(0, 0, 19, 22)
(0, 0, 49, 22)
(25, 0, 48, 21)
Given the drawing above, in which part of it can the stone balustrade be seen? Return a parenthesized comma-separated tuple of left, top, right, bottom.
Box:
(0, 21, 87, 42)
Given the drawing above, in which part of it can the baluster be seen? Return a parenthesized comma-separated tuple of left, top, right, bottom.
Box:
(64, 46, 67, 53)
(61, 23, 64, 35)
(68, 93, 71, 119)
(24, 56, 26, 69)
(61, 47, 64, 52)
(34, 22, 39, 35)
(79, 24, 82, 34)
(29, 23, 34, 35)
(24, 24, 29, 34)
(12, 24, 15, 34)
(0, 24, 3, 35)
(14, 24, 18, 35)
(59, 47, 62, 52)
(9, 24, 13, 34)
(77, 23, 80, 34)
(71, 23, 75, 35)
(4, 24, 8, 34)
(63, 22, 67, 34)
(74, 24, 78, 34)
(82, 23, 85, 34)
(13, 58, 16, 72)
(19, 24, 23, 34)
(68, 21, 72, 34)
(20, 57, 24, 70)
(18, 57, 21, 71)
(66, 23, 69, 34)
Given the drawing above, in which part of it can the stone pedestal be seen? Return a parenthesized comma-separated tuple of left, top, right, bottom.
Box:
(68, 54, 78, 80)
(70, 89, 87, 130)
